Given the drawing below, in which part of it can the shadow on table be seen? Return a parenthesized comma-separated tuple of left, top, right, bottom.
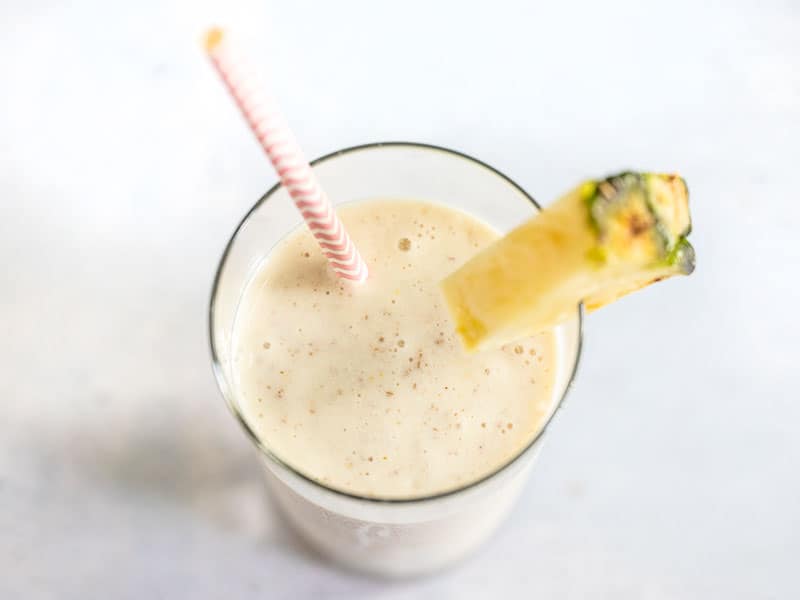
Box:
(34, 396, 395, 596)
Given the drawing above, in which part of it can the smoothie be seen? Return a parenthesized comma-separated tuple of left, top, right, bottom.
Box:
(232, 199, 559, 499)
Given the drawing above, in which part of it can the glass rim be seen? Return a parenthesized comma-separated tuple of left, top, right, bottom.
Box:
(208, 141, 584, 505)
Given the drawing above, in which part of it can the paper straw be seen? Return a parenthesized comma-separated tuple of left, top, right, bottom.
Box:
(204, 28, 368, 282)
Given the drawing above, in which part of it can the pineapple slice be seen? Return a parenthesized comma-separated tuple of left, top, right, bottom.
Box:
(441, 172, 695, 351)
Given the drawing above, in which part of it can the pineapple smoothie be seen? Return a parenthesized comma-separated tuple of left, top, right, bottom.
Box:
(212, 147, 693, 576)
(232, 199, 560, 499)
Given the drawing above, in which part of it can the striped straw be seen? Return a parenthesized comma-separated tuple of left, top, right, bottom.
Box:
(204, 28, 368, 282)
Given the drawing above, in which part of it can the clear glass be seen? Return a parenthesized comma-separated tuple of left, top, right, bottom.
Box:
(209, 142, 582, 577)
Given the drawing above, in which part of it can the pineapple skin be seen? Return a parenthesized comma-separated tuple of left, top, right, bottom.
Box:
(442, 172, 695, 351)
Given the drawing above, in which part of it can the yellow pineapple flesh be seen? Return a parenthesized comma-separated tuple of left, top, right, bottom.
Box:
(441, 172, 695, 351)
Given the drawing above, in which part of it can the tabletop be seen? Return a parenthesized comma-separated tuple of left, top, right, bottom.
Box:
(2, 1, 798, 598)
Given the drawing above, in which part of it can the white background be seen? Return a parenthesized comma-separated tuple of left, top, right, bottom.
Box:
(2, 1, 798, 598)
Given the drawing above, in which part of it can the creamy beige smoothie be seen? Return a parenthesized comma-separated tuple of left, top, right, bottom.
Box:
(232, 199, 559, 500)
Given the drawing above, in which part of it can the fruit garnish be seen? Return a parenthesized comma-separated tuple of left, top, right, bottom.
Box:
(441, 172, 695, 351)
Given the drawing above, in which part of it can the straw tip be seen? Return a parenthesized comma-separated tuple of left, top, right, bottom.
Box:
(204, 27, 225, 52)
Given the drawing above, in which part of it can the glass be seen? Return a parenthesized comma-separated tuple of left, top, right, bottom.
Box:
(209, 142, 582, 577)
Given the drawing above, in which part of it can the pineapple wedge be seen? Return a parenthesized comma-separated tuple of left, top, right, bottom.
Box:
(441, 172, 695, 351)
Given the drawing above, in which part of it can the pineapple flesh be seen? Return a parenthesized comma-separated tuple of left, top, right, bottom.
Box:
(441, 172, 695, 351)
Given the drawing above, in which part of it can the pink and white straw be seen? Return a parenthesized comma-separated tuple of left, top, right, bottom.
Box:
(204, 28, 368, 282)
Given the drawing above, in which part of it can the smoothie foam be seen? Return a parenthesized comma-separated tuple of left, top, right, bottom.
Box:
(232, 200, 558, 499)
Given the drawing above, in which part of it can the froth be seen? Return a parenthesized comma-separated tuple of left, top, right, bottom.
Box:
(232, 200, 557, 499)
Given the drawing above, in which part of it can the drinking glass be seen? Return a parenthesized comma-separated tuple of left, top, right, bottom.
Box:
(209, 142, 582, 577)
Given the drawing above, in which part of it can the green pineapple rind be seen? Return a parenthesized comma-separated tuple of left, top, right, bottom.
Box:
(582, 171, 694, 271)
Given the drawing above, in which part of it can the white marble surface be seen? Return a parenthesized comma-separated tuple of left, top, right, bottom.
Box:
(2, 0, 799, 598)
